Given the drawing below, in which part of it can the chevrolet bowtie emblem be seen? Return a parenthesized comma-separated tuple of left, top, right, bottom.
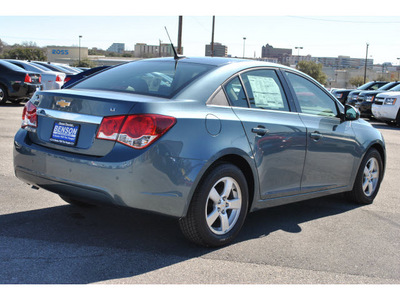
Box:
(56, 99, 71, 108)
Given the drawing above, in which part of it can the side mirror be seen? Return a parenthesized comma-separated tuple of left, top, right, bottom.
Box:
(342, 105, 360, 121)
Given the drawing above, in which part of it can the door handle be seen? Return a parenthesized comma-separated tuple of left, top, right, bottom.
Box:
(252, 127, 269, 136)
(310, 131, 322, 141)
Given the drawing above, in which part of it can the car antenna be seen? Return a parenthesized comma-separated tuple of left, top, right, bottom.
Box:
(164, 26, 185, 61)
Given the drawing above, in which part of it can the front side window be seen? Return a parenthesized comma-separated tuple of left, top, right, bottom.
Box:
(285, 72, 338, 117)
(241, 69, 289, 111)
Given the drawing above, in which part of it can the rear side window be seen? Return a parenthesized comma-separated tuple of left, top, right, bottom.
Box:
(72, 60, 215, 98)
(224, 76, 249, 108)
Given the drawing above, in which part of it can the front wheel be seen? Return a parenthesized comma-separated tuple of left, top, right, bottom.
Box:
(346, 148, 383, 204)
(179, 163, 249, 247)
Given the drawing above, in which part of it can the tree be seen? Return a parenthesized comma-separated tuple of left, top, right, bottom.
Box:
(2, 47, 46, 61)
(71, 58, 95, 68)
(0, 38, 5, 54)
(296, 61, 328, 85)
(349, 76, 365, 87)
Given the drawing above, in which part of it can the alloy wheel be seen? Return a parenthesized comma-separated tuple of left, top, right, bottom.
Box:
(362, 157, 379, 197)
(205, 176, 242, 235)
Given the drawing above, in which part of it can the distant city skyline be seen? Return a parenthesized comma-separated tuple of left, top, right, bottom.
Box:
(1, 14, 399, 65)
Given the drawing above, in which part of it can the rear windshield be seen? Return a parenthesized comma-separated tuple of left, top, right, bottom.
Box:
(71, 60, 215, 98)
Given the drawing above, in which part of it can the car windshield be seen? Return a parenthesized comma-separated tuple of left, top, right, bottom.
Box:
(0, 60, 25, 72)
(378, 82, 398, 90)
(72, 60, 216, 98)
(388, 84, 400, 92)
(358, 82, 386, 90)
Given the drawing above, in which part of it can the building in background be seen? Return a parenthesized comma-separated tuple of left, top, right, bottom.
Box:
(134, 43, 177, 58)
(107, 43, 125, 54)
(205, 42, 228, 57)
(313, 55, 373, 69)
(46, 46, 88, 64)
(261, 44, 292, 64)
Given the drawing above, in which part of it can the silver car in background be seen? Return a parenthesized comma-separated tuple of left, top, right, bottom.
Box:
(4, 59, 65, 90)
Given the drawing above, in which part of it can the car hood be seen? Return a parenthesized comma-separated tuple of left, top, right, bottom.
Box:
(375, 91, 400, 98)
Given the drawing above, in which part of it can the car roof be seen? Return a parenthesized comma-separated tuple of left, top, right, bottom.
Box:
(139, 56, 284, 69)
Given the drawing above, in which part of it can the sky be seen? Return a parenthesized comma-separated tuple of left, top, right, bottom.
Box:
(1, 1, 400, 65)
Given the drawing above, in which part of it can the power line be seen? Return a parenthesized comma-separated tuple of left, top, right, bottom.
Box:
(288, 16, 400, 24)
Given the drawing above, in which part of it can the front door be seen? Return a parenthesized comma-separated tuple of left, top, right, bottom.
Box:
(283, 71, 358, 192)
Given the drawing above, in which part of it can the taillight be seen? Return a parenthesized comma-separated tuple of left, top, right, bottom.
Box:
(38, 75, 41, 83)
(64, 77, 71, 83)
(97, 114, 176, 149)
(24, 74, 32, 83)
(21, 101, 38, 129)
(56, 75, 63, 82)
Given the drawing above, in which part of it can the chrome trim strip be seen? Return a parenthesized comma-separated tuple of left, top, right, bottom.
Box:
(36, 109, 103, 125)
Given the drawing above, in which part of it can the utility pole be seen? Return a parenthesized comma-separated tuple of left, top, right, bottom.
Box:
(177, 16, 183, 55)
(364, 43, 369, 84)
(243, 37, 246, 58)
(211, 16, 215, 57)
(78, 35, 82, 66)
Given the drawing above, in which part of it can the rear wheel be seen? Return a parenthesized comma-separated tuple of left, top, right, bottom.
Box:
(346, 148, 383, 204)
(0, 84, 8, 105)
(179, 163, 249, 247)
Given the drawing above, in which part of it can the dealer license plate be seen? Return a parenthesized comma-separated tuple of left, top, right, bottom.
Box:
(50, 121, 80, 146)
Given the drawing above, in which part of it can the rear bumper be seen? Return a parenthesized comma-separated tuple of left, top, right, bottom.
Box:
(9, 83, 42, 99)
(13, 129, 205, 218)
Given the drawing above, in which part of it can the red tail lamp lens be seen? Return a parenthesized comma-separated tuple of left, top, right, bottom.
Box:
(21, 101, 38, 128)
(97, 115, 126, 140)
(24, 74, 32, 83)
(97, 114, 176, 149)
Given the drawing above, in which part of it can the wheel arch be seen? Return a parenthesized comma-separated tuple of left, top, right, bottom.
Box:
(182, 151, 258, 218)
(350, 141, 386, 191)
(212, 154, 256, 212)
(368, 142, 386, 177)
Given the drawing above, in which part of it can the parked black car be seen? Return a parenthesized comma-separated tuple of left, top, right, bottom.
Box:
(355, 81, 400, 118)
(346, 81, 389, 106)
(331, 88, 353, 104)
(0, 60, 42, 105)
(62, 66, 110, 88)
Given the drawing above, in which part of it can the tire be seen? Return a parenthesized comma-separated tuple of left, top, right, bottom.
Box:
(179, 163, 249, 247)
(60, 195, 95, 207)
(0, 84, 8, 105)
(346, 148, 383, 205)
(395, 109, 400, 127)
(10, 98, 24, 104)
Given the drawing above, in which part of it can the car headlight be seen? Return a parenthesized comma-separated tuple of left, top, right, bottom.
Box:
(365, 95, 375, 102)
(335, 93, 343, 98)
(384, 98, 397, 105)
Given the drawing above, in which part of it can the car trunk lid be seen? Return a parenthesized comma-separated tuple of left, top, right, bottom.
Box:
(27, 89, 141, 156)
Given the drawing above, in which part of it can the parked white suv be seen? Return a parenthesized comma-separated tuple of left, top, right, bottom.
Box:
(371, 91, 400, 125)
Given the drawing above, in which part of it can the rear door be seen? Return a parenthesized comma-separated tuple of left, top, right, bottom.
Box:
(283, 71, 359, 192)
(224, 68, 307, 199)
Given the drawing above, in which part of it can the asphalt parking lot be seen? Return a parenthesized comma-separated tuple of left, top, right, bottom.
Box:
(0, 103, 399, 285)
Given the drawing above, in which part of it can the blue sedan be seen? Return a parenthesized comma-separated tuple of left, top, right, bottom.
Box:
(13, 57, 386, 247)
